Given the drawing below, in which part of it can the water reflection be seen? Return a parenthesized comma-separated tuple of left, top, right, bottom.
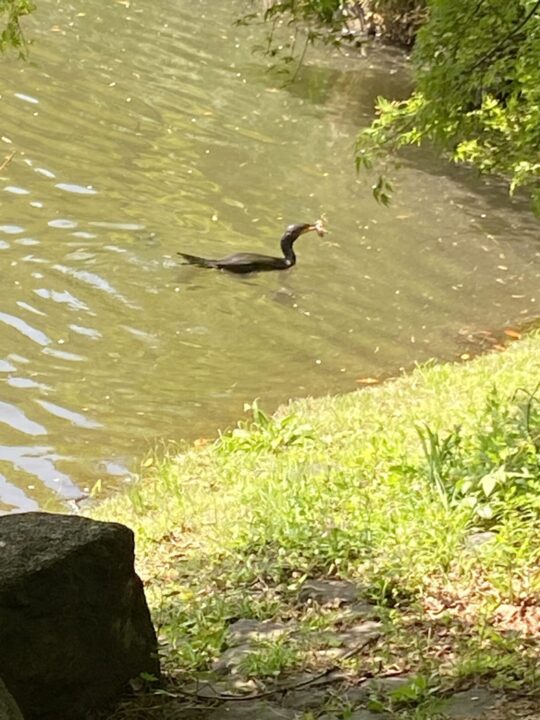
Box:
(0, 0, 538, 512)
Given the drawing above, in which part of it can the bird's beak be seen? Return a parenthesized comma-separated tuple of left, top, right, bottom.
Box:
(307, 220, 326, 237)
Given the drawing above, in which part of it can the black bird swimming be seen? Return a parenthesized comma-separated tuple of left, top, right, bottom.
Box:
(177, 221, 326, 274)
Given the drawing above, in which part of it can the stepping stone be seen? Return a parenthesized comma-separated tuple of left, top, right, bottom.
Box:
(228, 619, 292, 647)
(206, 701, 298, 719)
(282, 686, 329, 709)
(341, 683, 371, 704)
(442, 688, 498, 718)
(334, 621, 382, 646)
(364, 674, 414, 694)
(212, 645, 253, 675)
(299, 579, 359, 605)
(349, 711, 392, 720)
(183, 677, 257, 699)
(339, 601, 379, 621)
(465, 532, 496, 549)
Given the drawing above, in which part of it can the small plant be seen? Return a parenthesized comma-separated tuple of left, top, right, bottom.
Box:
(416, 423, 463, 510)
(238, 638, 299, 678)
(367, 674, 441, 716)
(236, 0, 371, 82)
(0, 0, 35, 56)
(416, 386, 540, 524)
(451, 625, 538, 691)
(218, 400, 314, 453)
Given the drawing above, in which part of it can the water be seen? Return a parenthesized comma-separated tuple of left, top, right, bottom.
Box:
(0, 0, 538, 513)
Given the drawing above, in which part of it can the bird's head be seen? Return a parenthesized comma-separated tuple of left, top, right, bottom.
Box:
(282, 221, 327, 244)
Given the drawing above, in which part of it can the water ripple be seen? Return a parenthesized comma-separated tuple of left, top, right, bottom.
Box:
(0, 401, 47, 436)
(0, 311, 51, 346)
(36, 400, 102, 429)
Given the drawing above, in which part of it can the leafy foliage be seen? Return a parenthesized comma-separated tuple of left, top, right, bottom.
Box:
(417, 385, 540, 523)
(243, 1, 540, 209)
(217, 400, 314, 453)
(0, 0, 35, 55)
(248, 0, 342, 27)
(371, 0, 428, 45)
(237, 1, 356, 79)
(356, 0, 540, 211)
(238, 638, 299, 678)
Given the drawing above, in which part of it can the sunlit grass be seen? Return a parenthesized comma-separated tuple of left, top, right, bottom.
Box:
(93, 332, 540, 697)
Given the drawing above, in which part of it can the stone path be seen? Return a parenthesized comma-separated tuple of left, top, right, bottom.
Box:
(154, 579, 517, 720)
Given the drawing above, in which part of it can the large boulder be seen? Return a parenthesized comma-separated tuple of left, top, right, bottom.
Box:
(0, 512, 159, 720)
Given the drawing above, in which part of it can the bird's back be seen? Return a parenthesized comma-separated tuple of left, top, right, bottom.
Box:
(215, 252, 288, 272)
(177, 252, 219, 268)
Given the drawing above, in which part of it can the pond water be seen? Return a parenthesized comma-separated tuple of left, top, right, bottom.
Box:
(0, 0, 538, 512)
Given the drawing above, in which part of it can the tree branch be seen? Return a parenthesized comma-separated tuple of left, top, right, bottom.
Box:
(468, 0, 540, 72)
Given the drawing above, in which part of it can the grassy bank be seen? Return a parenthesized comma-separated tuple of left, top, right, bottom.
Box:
(94, 333, 540, 717)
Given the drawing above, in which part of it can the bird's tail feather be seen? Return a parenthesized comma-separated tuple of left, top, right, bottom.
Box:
(177, 252, 217, 268)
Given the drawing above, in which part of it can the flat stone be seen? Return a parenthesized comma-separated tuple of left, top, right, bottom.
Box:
(206, 701, 298, 719)
(228, 619, 292, 647)
(212, 644, 254, 675)
(298, 579, 359, 605)
(183, 677, 258, 698)
(442, 688, 498, 719)
(282, 686, 329, 709)
(339, 602, 379, 621)
(334, 621, 382, 646)
(465, 532, 496, 549)
(341, 684, 371, 704)
(278, 670, 347, 690)
(364, 674, 414, 694)
(307, 622, 381, 654)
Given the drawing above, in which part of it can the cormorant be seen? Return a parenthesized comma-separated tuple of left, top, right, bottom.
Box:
(177, 221, 326, 274)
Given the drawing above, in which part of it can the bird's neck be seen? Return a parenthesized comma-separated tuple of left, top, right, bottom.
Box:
(280, 236, 297, 266)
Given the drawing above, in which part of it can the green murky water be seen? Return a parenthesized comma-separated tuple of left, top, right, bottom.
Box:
(0, 0, 538, 512)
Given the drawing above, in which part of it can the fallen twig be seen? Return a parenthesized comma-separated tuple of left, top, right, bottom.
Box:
(0, 150, 16, 173)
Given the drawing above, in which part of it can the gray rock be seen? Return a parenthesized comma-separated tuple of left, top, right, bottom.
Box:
(365, 674, 414, 695)
(298, 579, 359, 605)
(228, 619, 292, 647)
(212, 645, 254, 674)
(0, 678, 23, 720)
(334, 621, 382, 646)
(282, 686, 329, 709)
(183, 677, 257, 699)
(206, 701, 298, 719)
(307, 621, 381, 656)
(0, 512, 159, 720)
(465, 532, 496, 549)
(341, 683, 371, 705)
(442, 688, 498, 718)
(340, 601, 379, 621)
(349, 712, 391, 720)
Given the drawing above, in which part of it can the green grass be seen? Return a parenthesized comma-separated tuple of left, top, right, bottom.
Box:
(92, 333, 540, 710)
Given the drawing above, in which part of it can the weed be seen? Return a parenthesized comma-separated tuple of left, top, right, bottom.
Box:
(217, 400, 314, 453)
(238, 638, 300, 678)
